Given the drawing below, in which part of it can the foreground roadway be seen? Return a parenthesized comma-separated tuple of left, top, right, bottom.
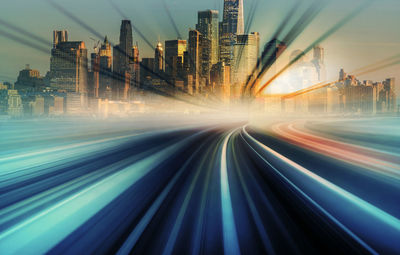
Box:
(0, 118, 399, 254)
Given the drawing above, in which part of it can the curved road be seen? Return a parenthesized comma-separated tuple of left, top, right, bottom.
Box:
(0, 119, 399, 254)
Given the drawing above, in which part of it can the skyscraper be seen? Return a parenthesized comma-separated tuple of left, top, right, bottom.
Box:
(90, 52, 100, 98)
(165, 40, 187, 81)
(100, 36, 112, 70)
(113, 20, 134, 100)
(187, 30, 211, 89)
(114, 20, 133, 74)
(221, 0, 244, 35)
(188, 30, 201, 88)
(196, 10, 219, 65)
(132, 43, 140, 88)
(220, 0, 245, 65)
(99, 36, 113, 99)
(232, 32, 260, 85)
(50, 31, 88, 94)
(154, 41, 164, 74)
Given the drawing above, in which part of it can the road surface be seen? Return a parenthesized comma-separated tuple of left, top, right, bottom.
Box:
(0, 117, 399, 254)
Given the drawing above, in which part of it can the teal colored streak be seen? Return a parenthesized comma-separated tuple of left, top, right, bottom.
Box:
(220, 131, 240, 255)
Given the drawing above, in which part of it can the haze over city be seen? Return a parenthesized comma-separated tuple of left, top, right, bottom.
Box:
(1, 0, 399, 92)
(0, 1, 400, 254)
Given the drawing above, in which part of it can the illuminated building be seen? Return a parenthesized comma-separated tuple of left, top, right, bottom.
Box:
(232, 32, 259, 85)
(188, 30, 201, 92)
(383, 78, 396, 112)
(49, 31, 88, 95)
(99, 36, 113, 99)
(210, 62, 231, 101)
(221, 0, 244, 35)
(196, 10, 219, 66)
(220, 0, 244, 65)
(165, 40, 187, 81)
(154, 41, 164, 74)
(132, 43, 140, 89)
(187, 30, 211, 91)
(335, 69, 396, 114)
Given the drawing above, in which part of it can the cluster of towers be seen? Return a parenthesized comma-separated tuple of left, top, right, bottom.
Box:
(138, 0, 257, 98)
(46, 0, 261, 102)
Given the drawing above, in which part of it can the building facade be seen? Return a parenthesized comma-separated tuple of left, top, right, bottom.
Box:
(165, 40, 187, 81)
(49, 31, 88, 95)
(232, 32, 260, 85)
(196, 10, 219, 66)
(113, 20, 134, 100)
(219, 0, 245, 65)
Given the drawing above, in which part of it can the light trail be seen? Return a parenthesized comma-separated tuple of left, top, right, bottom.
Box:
(242, 125, 400, 254)
(270, 121, 400, 179)
(220, 130, 241, 255)
(0, 117, 399, 254)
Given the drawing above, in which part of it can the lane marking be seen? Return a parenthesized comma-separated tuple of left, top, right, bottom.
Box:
(220, 130, 241, 255)
(230, 133, 276, 255)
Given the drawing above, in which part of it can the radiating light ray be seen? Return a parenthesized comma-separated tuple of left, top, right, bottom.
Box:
(0, 129, 208, 254)
(161, 148, 206, 255)
(220, 130, 241, 255)
(243, 125, 400, 254)
(116, 138, 209, 255)
(191, 138, 221, 255)
(270, 122, 400, 180)
(256, 0, 374, 96)
(230, 132, 276, 255)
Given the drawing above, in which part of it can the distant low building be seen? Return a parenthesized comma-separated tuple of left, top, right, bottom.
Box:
(15, 65, 45, 92)
(66, 93, 86, 115)
(49, 96, 65, 115)
(0, 89, 23, 117)
(29, 96, 45, 116)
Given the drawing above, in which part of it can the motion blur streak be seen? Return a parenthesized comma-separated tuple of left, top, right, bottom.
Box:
(220, 130, 240, 255)
(271, 122, 400, 179)
(0, 117, 400, 254)
(243, 126, 400, 254)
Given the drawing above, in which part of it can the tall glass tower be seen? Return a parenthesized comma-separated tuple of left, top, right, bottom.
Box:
(154, 41, 164, 74)
(222, 0, 244, 35)
(113, 20, 134, 100)
(220, 0, 245, 65)
(114, 20, 133, 74)
(196, 10, 219, 65)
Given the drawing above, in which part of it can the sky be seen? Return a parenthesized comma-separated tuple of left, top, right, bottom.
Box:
(0, 0, 399, 95)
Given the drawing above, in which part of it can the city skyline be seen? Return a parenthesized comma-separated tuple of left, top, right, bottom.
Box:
(1, 2, 400, 253)
(0, 0, 399, 93)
